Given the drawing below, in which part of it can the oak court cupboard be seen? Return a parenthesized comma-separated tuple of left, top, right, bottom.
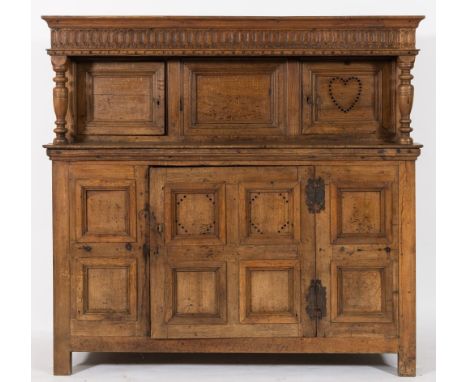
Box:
(42, 16, 424, 376)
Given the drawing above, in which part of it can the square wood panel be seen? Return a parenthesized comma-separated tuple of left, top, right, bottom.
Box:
(331, 182, 392, 244)
(302, 61, 393, 136)
(167, 262, 227, 324)
(330, 260, 393, 323)
(165, 183, 226, 245)
(182, 61, 287, 135)
(240, 260, 299, 324)
(239, 182, 300, 244)
(74, 257, 137, 321)
(77, 62, 165, 136)
(75, 179, 136, 243)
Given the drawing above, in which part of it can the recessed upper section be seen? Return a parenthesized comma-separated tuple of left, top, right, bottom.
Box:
(42, 16, 424, 56)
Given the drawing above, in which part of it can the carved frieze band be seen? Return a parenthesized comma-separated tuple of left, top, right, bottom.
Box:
(49, 28, 417, 55)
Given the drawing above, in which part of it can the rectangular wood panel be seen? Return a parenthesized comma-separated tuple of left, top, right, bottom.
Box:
(330, 181, 393, 244)
(182, 61, 287, 136)
(330, 259, 393, 323)
(77, 62, 165, 136)
(302, 61, 394, 138)
(166, 262, 227, 325)
(238, 181, 301, 245)
(239, 259, 299, 324)
(74, 178, 137, 243)
(164, 182, 226, 246)
(73, 257, 137, 321)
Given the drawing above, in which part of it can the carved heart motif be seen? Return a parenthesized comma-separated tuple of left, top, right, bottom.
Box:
(328, 76, 362, 113)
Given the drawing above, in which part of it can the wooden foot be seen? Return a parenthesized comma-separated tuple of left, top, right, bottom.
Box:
(398, 350, 416, 377)
(54, 348, 72, 376)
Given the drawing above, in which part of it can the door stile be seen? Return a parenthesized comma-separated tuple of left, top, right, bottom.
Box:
(149, 168, 168, 338)
(298, 166, 317, 337)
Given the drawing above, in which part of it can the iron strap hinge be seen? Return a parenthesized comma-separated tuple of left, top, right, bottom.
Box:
(306, 279, 327, 320)
(306, 177, 325, 213)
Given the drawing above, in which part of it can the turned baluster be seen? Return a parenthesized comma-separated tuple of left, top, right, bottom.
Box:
(51, 56, 69, 144)
(397, 55, 416, 145)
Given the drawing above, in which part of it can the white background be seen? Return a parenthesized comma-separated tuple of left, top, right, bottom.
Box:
(29, 1, 435, 381)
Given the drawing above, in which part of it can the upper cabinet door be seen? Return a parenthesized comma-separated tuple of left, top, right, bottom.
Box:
(77, 62, 165, 137)
(302, 61, 394, 138)
(181, 61, 287, 136)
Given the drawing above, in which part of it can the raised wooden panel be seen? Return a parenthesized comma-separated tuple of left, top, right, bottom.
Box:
(77, 62, 165, 136)
(302, 61, 393, 136)
(74, 257, 137, 321)
(182, 61, 287, 135)
(239, 260, 299, 324)
(166, 262, 227, 325)
(75, 179, 136, 243)
(331, 182, 392, 244)
(165, 183, 226, 245)
(239, 182, 300, 244)
(330, 259, 393, 323)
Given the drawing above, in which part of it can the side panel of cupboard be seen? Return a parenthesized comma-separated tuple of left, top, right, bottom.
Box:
(68, 164, 149, 336)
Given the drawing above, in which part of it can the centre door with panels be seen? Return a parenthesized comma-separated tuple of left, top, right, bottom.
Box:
(149, 166, 315, 338)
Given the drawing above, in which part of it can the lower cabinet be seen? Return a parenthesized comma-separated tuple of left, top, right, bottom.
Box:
(69, 164, 398, 341)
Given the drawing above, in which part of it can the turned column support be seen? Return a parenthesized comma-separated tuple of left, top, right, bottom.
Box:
(397, 55, 416, 145)
(51, 56, 69, 144)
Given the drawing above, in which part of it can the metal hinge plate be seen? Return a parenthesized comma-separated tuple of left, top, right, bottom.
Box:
(306, 177, 325, 213)
(306, 279, 327, 320)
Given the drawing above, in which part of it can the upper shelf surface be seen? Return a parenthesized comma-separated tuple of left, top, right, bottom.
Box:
(42, 16, 425, 28)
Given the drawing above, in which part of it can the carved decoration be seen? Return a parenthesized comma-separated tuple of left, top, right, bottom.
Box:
(51, 56, 69, 144)
(397, 55, 416, 144)
(328, 76, 363, 113)
(174, 192, 217, 236)
(45, 25, 419, 56)
(248, 191, 291, 236)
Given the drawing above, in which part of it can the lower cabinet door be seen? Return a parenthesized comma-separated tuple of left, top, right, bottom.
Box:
(69, 164, 149, 337)
(314, 164, 399, 338)
(149, 166, 316, 338)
